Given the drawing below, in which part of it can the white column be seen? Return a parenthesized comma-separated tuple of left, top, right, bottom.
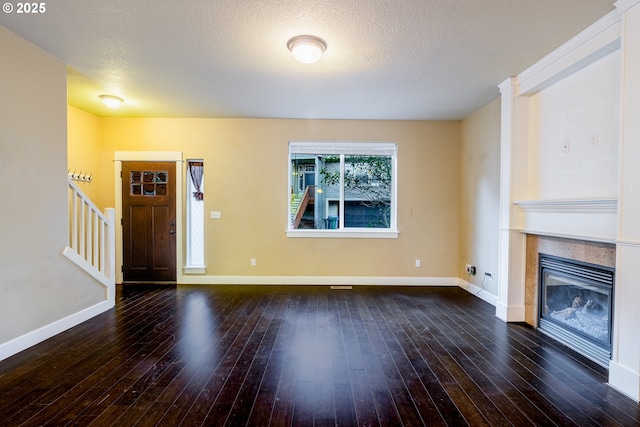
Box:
(610, 0, 640, 402)
(496, 78, 529, 322)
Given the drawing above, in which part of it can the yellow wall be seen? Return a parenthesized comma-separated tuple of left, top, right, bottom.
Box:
(69, 116, 461, 279)
(460, 99, 501, 295)
(67, 105, 105, 208)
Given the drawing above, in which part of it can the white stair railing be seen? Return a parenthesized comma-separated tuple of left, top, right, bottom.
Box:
(64, 178, 116, 299)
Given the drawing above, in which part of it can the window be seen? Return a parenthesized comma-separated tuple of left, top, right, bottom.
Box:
(186, 160, 205, 271)
(288, 142, 398, 238)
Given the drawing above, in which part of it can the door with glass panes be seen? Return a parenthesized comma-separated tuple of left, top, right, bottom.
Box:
(122, 161, 176, 282)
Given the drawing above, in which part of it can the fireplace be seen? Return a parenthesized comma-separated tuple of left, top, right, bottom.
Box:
(538, 254, 614, 367)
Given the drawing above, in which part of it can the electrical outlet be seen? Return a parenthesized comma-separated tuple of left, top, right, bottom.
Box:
(415, 259, 421, 267)
(210, 211, 221, 219)
(465, 264, 476, 275)
(250, 258, 256, 266)
(485, 272, 493, 278)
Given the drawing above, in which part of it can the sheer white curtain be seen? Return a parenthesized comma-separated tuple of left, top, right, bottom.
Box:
(189, 161, 204, 200)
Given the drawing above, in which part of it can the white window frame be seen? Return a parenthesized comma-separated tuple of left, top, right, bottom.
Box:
(287, 141, 398, 239)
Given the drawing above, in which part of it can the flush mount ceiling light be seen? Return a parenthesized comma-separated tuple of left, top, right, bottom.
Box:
(99, 94, 124, 108)
(287, 35, 327, 64)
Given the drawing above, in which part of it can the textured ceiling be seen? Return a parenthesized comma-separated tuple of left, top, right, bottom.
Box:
(0, 0, 616, 119)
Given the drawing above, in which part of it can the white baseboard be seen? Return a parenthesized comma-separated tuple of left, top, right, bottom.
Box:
(458, 279, 498, 306)
(495, 301, 526, 322)
(609, 361, 640, 402)
(180, 275, 459, 287)
(0, 300, 114, 362)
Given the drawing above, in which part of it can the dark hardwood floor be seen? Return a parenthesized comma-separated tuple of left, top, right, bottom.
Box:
(0, 285, 638, 426)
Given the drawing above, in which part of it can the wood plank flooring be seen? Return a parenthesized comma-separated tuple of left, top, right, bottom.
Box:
(0, 285, 638, 426)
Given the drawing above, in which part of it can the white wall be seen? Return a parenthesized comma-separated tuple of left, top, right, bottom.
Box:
(529, 50, 620, 200)
(0, 26, 106, 356)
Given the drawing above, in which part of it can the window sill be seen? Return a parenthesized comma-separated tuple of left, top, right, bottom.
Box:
(183, 266, 206, 274)
(286, 229, 399, 239)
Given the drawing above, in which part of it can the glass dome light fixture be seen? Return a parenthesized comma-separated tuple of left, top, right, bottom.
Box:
(287, 35, 327, 64)
(99, 94, 124, 108)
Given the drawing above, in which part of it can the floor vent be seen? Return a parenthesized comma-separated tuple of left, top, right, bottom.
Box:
(330, 285, 353, 290)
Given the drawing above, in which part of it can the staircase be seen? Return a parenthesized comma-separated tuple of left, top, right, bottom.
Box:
(291, 193, 302, 222)
(64, 177, 116, 303)
(290, 185, 315, 229)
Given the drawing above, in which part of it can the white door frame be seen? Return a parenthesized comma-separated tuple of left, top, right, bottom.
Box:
(114, 151, 184, 284)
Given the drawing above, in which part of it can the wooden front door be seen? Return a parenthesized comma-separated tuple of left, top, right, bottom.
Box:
(122, 161, 176, 283)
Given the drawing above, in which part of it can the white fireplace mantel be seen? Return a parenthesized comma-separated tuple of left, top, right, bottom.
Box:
(513, 198, 617, 243)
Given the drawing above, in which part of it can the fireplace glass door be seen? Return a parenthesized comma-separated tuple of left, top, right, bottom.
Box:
(539, 255, 614, 366)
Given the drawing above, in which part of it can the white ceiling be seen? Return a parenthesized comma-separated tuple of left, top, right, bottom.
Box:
(0, 0, 616, 120)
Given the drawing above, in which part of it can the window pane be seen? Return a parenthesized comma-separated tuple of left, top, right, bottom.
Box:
(291, 153, 338, 229)
(343, 155, 392, 228)
(188, 196, 204, 265)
